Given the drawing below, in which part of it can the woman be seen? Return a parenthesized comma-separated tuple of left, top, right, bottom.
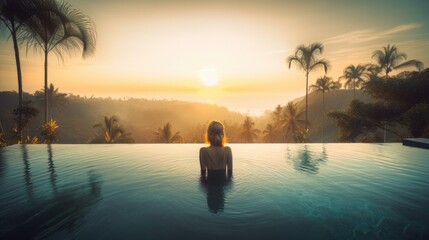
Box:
(199, 121, 233, 178)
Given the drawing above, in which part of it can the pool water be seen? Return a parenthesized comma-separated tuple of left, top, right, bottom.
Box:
(0, 143, 428, 239)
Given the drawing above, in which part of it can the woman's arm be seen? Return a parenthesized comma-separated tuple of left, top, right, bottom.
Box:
(199, 148, 206, 176)
(226, 147, 233, 174)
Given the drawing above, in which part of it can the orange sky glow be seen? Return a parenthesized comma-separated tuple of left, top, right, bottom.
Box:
(1, 0, 428, 115)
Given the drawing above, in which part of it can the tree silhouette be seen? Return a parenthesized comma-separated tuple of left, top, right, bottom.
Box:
(0, 0, 36, 141)
(12, 100, 38, 141)
(339, 64, 368, 99)
(263, 123, 276, 143)
(22, 0, 96, 124)
(372, 44, 423, 142)
(271, 104, 283, 128)
(310, 76, 339, 142)
(91, 116, 134, 143)
(287, 42, 330, 136)
(280, 102, 306, 142)
(35, 83, 68, 119)
(239, 116, 259, 143)
(372, 44, 423, 81)
(153, 122, 182, 143)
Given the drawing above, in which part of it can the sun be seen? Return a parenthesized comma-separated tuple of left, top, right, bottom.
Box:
(199, 65, 219, 87)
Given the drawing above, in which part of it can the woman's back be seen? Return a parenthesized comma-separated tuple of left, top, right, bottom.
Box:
(199, 146, 232, 171)
(199, 121, 233, 176)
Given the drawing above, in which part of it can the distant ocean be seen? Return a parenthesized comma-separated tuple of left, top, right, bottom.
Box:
(79, 91, 303, 116)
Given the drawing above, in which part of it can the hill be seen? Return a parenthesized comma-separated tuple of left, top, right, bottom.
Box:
(0, 92, 245, 143)
(1, 89, 372, 143)
(257, 89, 372, 142)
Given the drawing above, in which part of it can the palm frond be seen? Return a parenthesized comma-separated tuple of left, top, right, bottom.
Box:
(309, 58, 330, 73)
(394, 59, 424, 72)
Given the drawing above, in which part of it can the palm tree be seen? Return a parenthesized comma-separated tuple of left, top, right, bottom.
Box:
(287, 42, 330, 134)
(263, 124, 276, 143)
(372, 44, 423, 81)
(281, 102, 306, 142)
(153, 122, 182, 143)
(366, 63, 382, 78)
(35, 83, 68, 119)
(372, 44, 423, 142)
(22, 0, 96, 124)
(271, 104, 283, 127)
(339, 64, 368, 99)
(310, 76, 338, 142)
(91, 116, 134, 143)
(239, 116, 260, 143)
(0, 0, 36, 140)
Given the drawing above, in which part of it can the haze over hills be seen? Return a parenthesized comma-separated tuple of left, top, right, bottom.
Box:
(0, 89, 374, 143)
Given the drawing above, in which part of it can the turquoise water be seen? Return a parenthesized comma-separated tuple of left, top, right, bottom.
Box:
(0, 143, 428, 239)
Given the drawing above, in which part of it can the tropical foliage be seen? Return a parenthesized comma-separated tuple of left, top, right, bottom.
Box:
(329, 69, 429, 142)
(20, 135, 39, 144)
(12, 100, 38, 141)
(372, 44, 423, 80)
(239, 116, 260, 143)
(35, 84, 68, 119)
(21, 0, 96, 123)
(263, 124, 276, 143)
(153, 122, 183, 143)
(280, 102, 307, 142)
(0, 0, 36, 140)
(287, 42, 330, 134)
(40, 119, 59, 143)
(91, 116, 134, 143)
(0, 132, 7, 148)
(310, 76, 339, 141)
(339, 64, 368, 99)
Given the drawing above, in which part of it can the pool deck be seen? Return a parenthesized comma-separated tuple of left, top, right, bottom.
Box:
(402, 138, 429, 149)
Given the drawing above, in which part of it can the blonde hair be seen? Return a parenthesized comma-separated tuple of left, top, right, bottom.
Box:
(205, 121, 225, 147)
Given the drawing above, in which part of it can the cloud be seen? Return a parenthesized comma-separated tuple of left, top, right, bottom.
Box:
(324, 23, 421, 44)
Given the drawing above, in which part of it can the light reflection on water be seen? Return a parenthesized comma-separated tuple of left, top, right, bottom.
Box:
(0, 143, 428, 239)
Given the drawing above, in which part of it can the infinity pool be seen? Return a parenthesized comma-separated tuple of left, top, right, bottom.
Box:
(0, 144, 428, 239)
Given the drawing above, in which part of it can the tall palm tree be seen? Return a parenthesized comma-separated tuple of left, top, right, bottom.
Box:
(153, 122, 182, 143)
(281, 101, 306, 142)
(263, 124, 276, 143)
(287, 42, 330, 134)
(372, 44, 423, 81)
(372, 44, 423, 142)
(22, 0, 96, 124)
(310, 76, 338, 142)
(0, 0, 35, 140)
(91, 116, 133, 143)
(239, 116, 260, 143)
(35, 83, 68, 119)
(339, 64, 367, 99)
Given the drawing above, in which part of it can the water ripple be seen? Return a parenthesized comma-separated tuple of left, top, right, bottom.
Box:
(0, 143, 428, 239)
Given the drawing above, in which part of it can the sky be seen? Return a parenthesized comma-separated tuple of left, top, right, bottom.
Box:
(1, 0, 429, 115)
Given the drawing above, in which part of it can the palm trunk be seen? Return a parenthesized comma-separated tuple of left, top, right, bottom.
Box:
(11, 24, 23, 142)
(353, 80, 356, 99)
(44, 48, 49, 124)
(305, 71, 309, 132)
(322, 91, 325, 143)
(383, 72, 388, 143)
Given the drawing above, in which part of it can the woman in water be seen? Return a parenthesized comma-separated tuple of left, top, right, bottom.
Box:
(199, 121, 233, 178)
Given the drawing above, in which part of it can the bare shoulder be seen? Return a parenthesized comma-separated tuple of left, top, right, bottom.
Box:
(199, 147, 207, 153)
(224, 146, 232, 153)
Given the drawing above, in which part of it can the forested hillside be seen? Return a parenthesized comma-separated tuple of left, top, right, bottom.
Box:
(0, 89, 370, 143)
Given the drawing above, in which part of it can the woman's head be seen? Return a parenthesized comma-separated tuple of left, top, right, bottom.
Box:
(206, 121, 225, 147)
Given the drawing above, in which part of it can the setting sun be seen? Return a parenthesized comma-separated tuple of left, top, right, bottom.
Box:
(199, 65, 219, 87)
